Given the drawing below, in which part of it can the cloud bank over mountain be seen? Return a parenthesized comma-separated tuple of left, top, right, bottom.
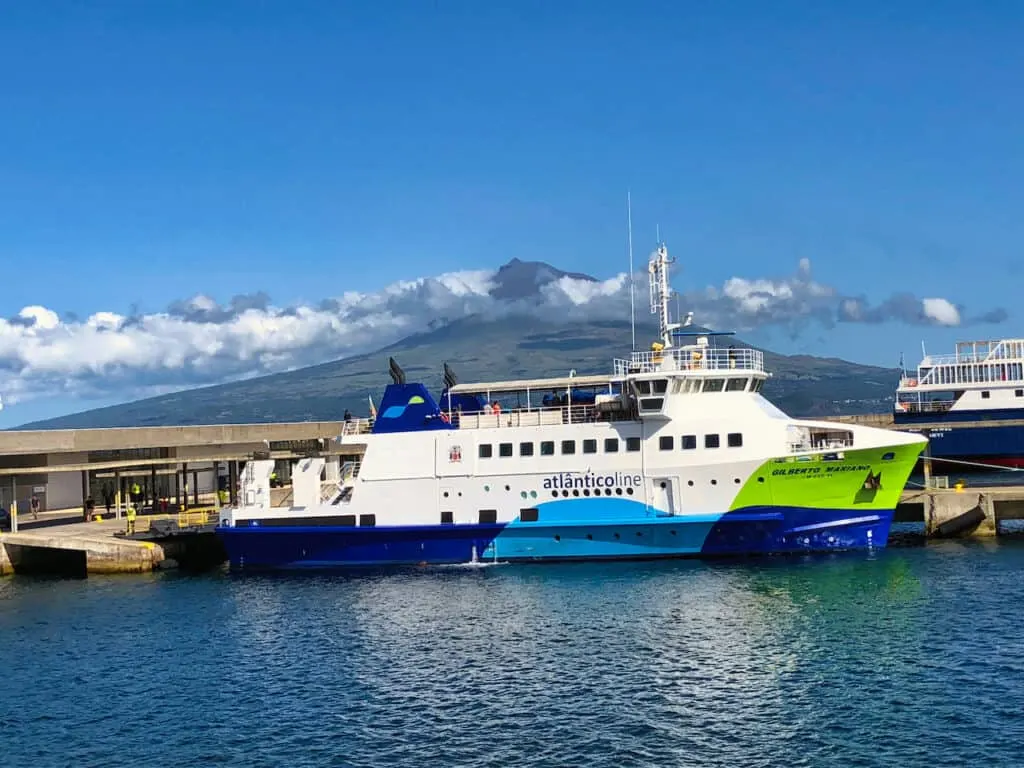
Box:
(0, 256, 1006, 409)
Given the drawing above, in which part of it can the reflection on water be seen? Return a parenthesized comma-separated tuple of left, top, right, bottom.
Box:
(3, 543, 1024, 767)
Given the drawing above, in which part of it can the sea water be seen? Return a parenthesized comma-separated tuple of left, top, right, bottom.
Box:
(2, 535, 1024, 767)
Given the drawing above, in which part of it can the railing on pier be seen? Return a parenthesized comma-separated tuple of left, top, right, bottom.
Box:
(613, 347, 765, 376)
(455, 403, 632, 430)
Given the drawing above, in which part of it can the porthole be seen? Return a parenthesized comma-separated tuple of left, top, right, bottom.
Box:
(520, 491, 527, 499)
(572, 489, 580, 497)
(626, 488, 634, 495)
(586, 534, 593, 540)
(710, 479, 717, 486)
(562, 490, 569, 497)
(636, 531, 643, 537)
(551, 491, 559, 498)
(687, 480, 694, 487)
(659, 482, 667, 489)
(734, 478, 741, 484)
(615, 488, 623, 495)
(757, 477, 765, 483)
(554, 535, 561, 542)
(670, 530, 677, 536)
(443, 491, 450, 498)
(583, 489, 591, 496)
(605, 489, 612, 496)
(505, 485, 511, 491)
(484, 485, 490, 492)
(614, 533, 621, 539)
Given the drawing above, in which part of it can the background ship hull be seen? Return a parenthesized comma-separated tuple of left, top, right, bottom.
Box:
(217, 505, 893, 569)
(894, 413, 1024, 470)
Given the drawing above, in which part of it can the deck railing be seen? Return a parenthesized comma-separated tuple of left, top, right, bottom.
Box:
(613, 347, 765, 376)
(455, 403, 633, 430)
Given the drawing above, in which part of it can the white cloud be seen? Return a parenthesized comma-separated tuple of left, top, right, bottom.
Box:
(0, 255, 1005, 410)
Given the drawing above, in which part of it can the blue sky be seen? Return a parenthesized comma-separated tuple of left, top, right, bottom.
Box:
(1, 1, 1022, 426)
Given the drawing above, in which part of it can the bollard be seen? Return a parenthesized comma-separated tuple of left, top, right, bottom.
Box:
(10, 500, 17, 533)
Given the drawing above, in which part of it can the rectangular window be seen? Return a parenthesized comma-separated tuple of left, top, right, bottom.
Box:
(540, 441, 555, 456)
(478, 509, 498, 524)
(703, 379, 725, 392)
(981, 391, 991, 399)
(652, 379, 668, 394)
(635, 380, 652, 395)
(583, 439, 597, 454)
(727, 432, 743, 448)
(359, 514, 376, 527)
(561, 440, 576, 455)
(499, 442, 513, 457)
(519, 508, 539, 523)
(520, 442, 534, 457)
(659, 435, 674, 450)
(681, 435, 697, 450)
(627, 437, 642, 452)
(604, 438, 619, 453)
(1016, 389, 1023, 398)
(726, 378, 748, 392)
(440, 511, 454, 524)
(705, 434, 720, 449)
(478, 444, 493, 459)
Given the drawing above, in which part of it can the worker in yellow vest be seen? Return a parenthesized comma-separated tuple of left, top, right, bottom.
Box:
(131, 482, 142, 505)
(126, 503, 137, 535)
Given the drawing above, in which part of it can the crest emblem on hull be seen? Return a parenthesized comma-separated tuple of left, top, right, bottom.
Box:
(449, 445, 462, 463)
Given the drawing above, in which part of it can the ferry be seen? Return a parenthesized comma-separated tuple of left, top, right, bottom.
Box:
(216, 242, 926, 568)
(894, 339, 1024, 469)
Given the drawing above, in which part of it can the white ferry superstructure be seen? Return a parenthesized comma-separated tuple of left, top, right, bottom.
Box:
(216, 242, 926, 568)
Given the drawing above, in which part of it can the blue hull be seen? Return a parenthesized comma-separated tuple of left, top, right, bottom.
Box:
(893, 414, 1024, 467)
(216, 506, 893, 570)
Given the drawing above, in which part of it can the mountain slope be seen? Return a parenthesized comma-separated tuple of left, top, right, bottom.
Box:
(17, 315, 898, 430)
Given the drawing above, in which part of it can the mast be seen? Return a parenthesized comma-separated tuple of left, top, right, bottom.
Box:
(648, 242, 680, 348)
(627, 190, 636, 352)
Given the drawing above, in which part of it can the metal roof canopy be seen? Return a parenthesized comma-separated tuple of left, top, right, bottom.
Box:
(446, 373, 618, 396)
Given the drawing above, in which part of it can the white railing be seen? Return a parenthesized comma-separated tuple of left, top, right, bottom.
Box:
(341, 418, 374, 437)
(340, 460, 361, 485)
(613, 347, 765, 376)
(787, 428, 854, 453)
(455, 404, 633, 430)
(895, 400, 956, 414)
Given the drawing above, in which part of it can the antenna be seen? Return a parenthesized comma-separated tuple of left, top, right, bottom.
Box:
(627, 190, 636, 352)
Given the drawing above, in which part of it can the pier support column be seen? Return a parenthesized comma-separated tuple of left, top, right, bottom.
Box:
(182, 463, 189, 510)
(174, 471, 180, 508)
(150, 466, 158, 511)
(115, 470, 122, 520)
(192, 471, 199, 507)
(80, 470, 89, 521)
(229, 461, 238, 506)
(921, 430, 933, 489)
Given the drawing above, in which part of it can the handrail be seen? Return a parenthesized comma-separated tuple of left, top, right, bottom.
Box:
(452, 403, 633, 430)
(613, 347, 765, 376)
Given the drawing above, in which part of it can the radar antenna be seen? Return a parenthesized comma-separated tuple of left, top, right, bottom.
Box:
(648, 243, 681, 348)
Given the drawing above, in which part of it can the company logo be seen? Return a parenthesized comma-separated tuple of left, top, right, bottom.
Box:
(542, 471, 642, 490)
(449, 445, 462, 463)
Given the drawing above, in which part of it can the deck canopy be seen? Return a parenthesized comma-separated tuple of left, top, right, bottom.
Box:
(445, 373, 616, 396)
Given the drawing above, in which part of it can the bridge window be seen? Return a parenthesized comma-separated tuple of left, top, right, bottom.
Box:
(703, 379, 725, 392)
(561, 440, 576, 455)
(499, 443, 513, 457)
(652, 379, 668, 394)
(540, 441, 555, 456)
(639, 397, 664, 410)
(635, 380, 652, 395)
(659, 435, 674, 450)
(627, 437, 642, 452)
(681, 435, 697, 450)
(726, 378, 748, 392)
(727, 433, 743, 448)
(583, 439, 597, 454)
(604, 438, 619, 453)
(520, 442, 534, 457)
(750, 379, 765, 393)
(479, 444, 493, 459)
(705, 434, 720, 449)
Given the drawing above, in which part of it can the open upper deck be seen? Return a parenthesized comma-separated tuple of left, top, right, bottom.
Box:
(900, 339, 1024, 390)
(614, 346, 765, 377)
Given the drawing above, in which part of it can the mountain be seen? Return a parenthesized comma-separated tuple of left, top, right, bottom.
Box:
(17, 314, 898, 430)
(487, 258, 598, 300)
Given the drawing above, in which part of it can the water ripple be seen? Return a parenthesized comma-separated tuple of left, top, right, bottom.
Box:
(3, 545, 1024, 766)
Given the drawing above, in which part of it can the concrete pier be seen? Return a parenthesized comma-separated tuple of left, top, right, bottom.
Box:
(899, 486, 1024, 538)
(1, 532, 164, 576)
